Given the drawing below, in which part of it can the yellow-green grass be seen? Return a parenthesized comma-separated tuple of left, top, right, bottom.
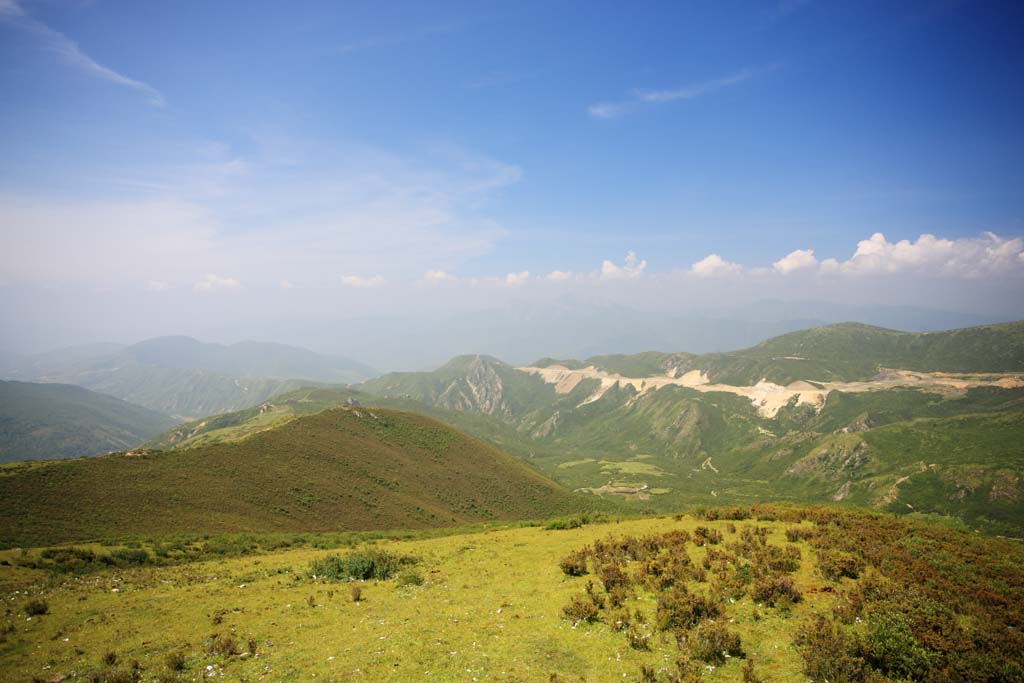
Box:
(598, 460, 667, 477)
(2, 515, 830, 682)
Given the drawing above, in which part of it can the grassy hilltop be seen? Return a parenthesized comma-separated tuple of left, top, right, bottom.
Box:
(0, 407, 587, 548)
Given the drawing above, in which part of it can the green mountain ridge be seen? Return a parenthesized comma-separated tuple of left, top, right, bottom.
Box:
(0, 381, 177, 464)
(532, 320, 1024, 384)
(352, 321, 1024, 534)
(0, 407, 588, 547)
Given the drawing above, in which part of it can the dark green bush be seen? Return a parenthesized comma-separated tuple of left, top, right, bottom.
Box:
(859, 612, 935, 680)
(308, 549, 416, 581)
(397, 570, 425, 587)
(109, 548, 151, 565)
(24, 598, 48, 616)
(164, 651, 186, 672)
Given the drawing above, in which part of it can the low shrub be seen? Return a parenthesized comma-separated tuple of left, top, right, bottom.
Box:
(752, 574, 802, 607)
(545, 518, 581, 530)
(625, 623, 650, 650)
(24, 598, 48, 616)
(559, 550, 588, 576)
(688, 620, 743, 664)
(308, 549, 416, 581)
(785, 526, 816, 542)
(562, 594, 600, 623)
(206, 633, 239, 656)
(741, 658, 763, 683)
(817, 549, 864, 581)
(693, 526, 723, 546)
(397, 570, 425, 587)
(164, 651, 186, 672)
(859, 612, 936, 681)
(655, 587, 720, 632)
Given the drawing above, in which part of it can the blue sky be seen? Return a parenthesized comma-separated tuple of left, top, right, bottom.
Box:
(1, 0, 1023, 358)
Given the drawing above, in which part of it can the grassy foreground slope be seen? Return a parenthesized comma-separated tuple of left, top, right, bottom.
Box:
(0, 381, 176, 463)
(0, 407, 584, 547)
(1, 508, 1020, 682)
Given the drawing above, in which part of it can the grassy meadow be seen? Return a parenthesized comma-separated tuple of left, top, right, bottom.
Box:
(2, 507, 1021, 682)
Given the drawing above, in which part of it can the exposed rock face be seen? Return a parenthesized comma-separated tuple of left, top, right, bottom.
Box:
(786, 440, 870, 481)
(832, 480, 852, 501)
(436, 356, 512, 417)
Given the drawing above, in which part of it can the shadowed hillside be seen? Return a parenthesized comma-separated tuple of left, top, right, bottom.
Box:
(0, 407, 585, 547)
(0, 381, 176, 463)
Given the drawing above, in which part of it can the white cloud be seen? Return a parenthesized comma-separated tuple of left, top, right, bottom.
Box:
(589, 66, 770, 119)
(341, 274, 386, 288)
(547, 270, 572, 281)
(691, 254, 743, 277)
(193, 274, 240, 292)
(421, 270, 456, 285)
(587, 102, 629, 119)
(145, 280, 170, 292)
(636, 68, 761, 104)
(600, 251, 647, 280)
(773, 249, 818, 274)
(0, 0, 165, 106)
(836, 232, 1024, 278)
(504, 271, 530, 286)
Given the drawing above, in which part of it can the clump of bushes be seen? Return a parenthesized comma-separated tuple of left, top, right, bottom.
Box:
(559, 549, 588, 576)
(24, 598, 48, 616)
(397, 570, 425, 587)
(693, 526, 723, 546)
(350, 585, 363, 602)
(544, 515, 587, 530)
(741, 658, 764, 683)
(817, 549, 864, 581)
(688, 620, 743, 664)
(785, 526, 816, 542)
(308, 548, 417, 581)
(88, 662, 141, 683)
(562, 594, 600, 623)
(655, 586, 721, 632)
(206, 633, 240, 656)
(752, 575, 802, 607)
(165, 651, 186, 672)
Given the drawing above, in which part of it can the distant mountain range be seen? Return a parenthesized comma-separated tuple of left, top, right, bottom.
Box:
(0, 336, 375, 420)
(353, 321, 1024, 534)
(0, 380, 176, 463)
(3, 320, 1023, 535)
(134, 321, 1024, 535)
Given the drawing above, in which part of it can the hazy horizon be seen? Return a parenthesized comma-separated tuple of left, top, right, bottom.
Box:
(2, 1, 1023, 369)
